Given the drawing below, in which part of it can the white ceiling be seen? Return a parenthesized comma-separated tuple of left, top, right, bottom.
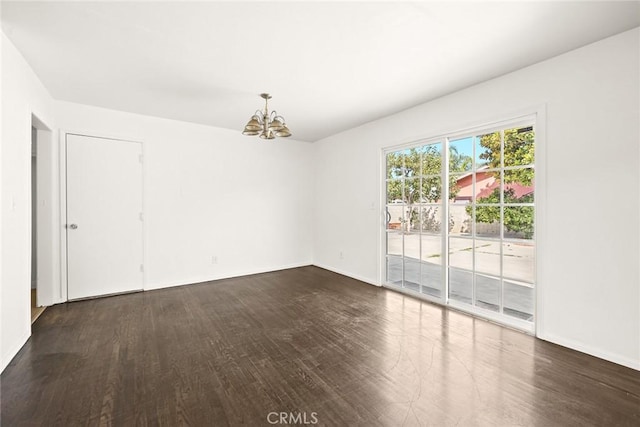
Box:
(2, 1, 639, 142)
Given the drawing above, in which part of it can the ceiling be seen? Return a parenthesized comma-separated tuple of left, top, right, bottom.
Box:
(2, 1, 639, 142)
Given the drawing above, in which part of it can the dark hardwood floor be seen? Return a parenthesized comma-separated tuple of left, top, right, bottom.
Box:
(2, 266, 639, 426)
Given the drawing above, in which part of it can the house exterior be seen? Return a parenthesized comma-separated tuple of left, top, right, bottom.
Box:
(454, 168, 534, 203)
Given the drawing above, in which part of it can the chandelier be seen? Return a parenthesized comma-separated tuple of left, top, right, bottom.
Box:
(242, 93, 292, 139)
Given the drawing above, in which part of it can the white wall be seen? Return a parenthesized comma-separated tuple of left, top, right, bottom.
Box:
(313, 28, 640, 369)
(1, 32, 56, 372)
(55, 101, 314, 292)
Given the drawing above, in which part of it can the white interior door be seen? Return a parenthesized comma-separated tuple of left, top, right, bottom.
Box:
(66, 134, 143, 300)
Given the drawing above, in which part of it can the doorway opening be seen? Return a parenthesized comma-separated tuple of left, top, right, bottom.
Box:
(31, 124, 44, 322)
(31, 114, 56, 323)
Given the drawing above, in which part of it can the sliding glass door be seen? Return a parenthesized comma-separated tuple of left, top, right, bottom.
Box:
(385, 143, 445, 301)
(384, 120, 536, 331)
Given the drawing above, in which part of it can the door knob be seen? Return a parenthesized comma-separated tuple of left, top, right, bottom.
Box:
(69, 224, 78, 230)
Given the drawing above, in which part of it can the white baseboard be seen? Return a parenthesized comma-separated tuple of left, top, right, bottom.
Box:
(538, 331, 640, 371)
(144, 262, 313, 291)
(312, 263, 380, 287)
(1, 330, 31, 373)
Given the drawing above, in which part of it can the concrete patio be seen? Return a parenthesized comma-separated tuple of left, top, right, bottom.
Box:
(386, 232, 534, 321)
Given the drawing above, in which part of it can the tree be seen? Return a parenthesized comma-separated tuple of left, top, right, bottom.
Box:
(449, 146, 473, 175)
(477, 127, 534, 185)
(473, 127, 535, 238)
(386, 145, 469, 231)
(472, 188, 534, 238)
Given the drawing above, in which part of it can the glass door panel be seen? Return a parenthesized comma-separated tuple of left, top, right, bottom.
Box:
(447, 125, 535, 329)
(385, 149, 405, 287)
(404, 233, 421, 292)
(474, 274, 501, 312)
(504, 279, 534, 321)
(420, 233, 442, 297)
(386, 231, 403, 286)
(384, 143, 444, 301)
(449, 268, 472, 304)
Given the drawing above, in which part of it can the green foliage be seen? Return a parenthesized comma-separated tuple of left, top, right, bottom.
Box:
(477, 131, 501, 168)
(479, 128, 534, 184)
(449, 146, 473, 174)
(386, 145, 469, 204)
(472, 126, 535, 239)
(386, 145, 470, 231)
(473, 189, 501, 224)
(504, 204, 534, 239)
(469, 189, 534, 239)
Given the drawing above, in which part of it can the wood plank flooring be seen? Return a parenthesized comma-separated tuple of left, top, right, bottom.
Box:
(2, 266, 639, 426)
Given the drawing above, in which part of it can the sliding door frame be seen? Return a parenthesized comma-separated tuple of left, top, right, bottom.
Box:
(380, 108, 546, 336)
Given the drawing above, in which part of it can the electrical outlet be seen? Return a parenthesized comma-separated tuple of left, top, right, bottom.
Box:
(339, 251, 344, 260)
(211, 255, 218, 265)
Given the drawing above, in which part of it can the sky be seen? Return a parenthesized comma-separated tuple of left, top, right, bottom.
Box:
(450, 136, 488, 166)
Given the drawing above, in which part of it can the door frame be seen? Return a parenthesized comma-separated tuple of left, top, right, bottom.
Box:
(59, 130, 146, 302)
(30, 112, 58, 308)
